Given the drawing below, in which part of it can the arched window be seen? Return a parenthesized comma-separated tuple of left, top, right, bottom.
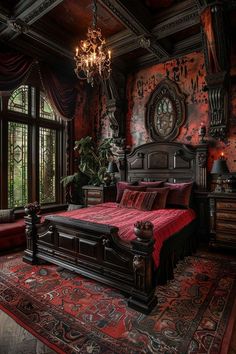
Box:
(0, 85, 66, 208)
(146, 78, 185, 142)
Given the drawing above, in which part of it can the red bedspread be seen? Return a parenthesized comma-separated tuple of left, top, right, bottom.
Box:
(57, 203, 196, 268)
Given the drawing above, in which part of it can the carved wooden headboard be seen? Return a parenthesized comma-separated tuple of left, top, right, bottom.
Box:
(125, 142, 208, 191)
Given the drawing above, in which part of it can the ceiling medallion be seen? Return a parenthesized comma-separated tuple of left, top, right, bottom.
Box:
(74, 0, 111, 86)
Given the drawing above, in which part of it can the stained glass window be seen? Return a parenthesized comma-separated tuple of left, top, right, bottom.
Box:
(155, 97, 175, 137)
(1, 84, 65, 209)
(8, 122, 28, 208)
(39, 92, 56, 120)
(8, 85, 29, 114)
(39, 127, 56, 203)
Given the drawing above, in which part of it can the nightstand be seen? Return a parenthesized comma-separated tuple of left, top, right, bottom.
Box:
(209, 192, 236, 250)
(82, 185, 117, 207)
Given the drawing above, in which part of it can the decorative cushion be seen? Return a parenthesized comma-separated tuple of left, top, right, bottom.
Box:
(164, 182, 193, 208)
(146, 187, 170, 209)
(119, 190, 157, 211)
(139, 181, 164, 188)
(0, 209, 15, 223)
(116, 181, 145, 203)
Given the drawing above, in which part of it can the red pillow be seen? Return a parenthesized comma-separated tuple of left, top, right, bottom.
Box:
(116, 182, 145, 203)
(164, 182, 193, 208)
(119, 190, 157, 211)
(146, 187, 169, 209)
(139, 181, 164, 188)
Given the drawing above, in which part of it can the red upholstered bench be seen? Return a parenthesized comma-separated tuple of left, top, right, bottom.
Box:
(0, 218, 26, 251)
(0, 209, 66, 252)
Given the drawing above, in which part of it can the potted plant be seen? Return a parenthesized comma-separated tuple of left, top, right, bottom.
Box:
(74, 136, 115, 186)
(61, 136, 115, 204)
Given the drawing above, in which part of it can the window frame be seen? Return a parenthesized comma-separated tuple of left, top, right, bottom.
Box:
(0, 85, 67, 209)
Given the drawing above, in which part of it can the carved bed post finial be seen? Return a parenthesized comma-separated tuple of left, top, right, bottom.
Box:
(196, 144, 208, 191)
(128, 221, 157, 314)
(23, 202, 41, 264)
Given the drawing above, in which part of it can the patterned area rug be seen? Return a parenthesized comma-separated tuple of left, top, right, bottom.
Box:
(0, 253, 235, 354)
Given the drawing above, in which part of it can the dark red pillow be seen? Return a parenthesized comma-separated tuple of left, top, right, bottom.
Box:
(139, 181, 164, 188)
(116, 182, 146, 203)
(146, 187, 169, 209)
(119, 190, 157, 211)
(164, 182, 193, 208)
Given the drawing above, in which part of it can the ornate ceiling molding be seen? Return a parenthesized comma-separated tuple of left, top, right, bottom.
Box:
(99, 0, 169, 59)
(153, 9, 200, 40)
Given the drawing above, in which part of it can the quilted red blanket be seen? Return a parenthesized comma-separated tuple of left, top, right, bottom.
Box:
(57, 203, 196, 268)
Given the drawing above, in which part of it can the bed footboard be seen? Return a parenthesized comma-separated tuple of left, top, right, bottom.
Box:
(23, 204, 157, 314)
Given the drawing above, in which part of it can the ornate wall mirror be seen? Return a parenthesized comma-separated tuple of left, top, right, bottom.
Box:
(146, 78, 185, 142)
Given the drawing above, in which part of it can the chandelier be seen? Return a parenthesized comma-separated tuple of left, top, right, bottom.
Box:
(74, 0, 111, 86)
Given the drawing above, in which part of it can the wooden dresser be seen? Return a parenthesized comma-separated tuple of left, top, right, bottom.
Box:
(209, 192, 236, 249)
(82, 185, 117, 207)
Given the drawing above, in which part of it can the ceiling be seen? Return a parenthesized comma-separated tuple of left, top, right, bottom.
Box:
(0, 0, 234, 76)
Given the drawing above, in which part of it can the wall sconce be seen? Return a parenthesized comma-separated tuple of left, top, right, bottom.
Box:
(211, 152, 229, 192)
(107, 160, 119, 185)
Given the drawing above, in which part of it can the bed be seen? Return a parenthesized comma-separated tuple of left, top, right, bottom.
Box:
(23, 141, 208, 314)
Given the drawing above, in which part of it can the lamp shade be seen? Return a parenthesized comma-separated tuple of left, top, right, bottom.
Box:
(107, 161, 119, 173)
(210, 159, 229, 175)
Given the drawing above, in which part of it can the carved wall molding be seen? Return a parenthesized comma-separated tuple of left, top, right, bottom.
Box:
(146, 78, 186, 142)
(201, 3, 230, 141)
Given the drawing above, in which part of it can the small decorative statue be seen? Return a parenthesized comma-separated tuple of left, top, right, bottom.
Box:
(134, 221, 154, 241)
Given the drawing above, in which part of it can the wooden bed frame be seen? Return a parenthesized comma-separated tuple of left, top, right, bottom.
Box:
(23, 142, 208, 314)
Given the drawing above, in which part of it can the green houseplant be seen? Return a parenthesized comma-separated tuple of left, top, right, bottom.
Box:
(61, 136, 115, 203)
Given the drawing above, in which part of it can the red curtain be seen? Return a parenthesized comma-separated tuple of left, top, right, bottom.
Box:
(0, 52, 77, 120)
(201, 7, 221, 73)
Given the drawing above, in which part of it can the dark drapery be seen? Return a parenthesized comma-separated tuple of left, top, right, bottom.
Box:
(0, 52, 77, 120)
(0, 53, 34, 91)
(39, 64, 77, 121)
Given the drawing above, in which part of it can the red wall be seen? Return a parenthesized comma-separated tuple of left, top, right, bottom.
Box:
(126, 51, 236, 172)
(73, 50, 236, 172)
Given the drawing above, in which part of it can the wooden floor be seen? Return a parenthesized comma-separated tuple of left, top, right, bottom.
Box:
(0, 310, 56, 354)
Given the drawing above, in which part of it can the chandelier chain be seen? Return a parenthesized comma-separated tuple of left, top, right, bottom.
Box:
(74, 0, 111, 86)
(92, 0, 97, 28)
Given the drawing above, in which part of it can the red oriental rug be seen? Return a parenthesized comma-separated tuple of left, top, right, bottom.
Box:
(0, 252, 235, 354)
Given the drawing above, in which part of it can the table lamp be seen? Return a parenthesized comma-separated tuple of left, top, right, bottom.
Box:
(211, 153, 229, 192)
(107, 160, 119, 185)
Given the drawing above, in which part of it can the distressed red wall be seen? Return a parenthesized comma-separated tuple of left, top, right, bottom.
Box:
(74, 50, 236, 172)
(126, 51, 236, 172)
(126, 52, 208, 147)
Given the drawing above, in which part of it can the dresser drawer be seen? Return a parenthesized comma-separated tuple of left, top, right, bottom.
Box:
(216, 221, 236, 232)
(216, 201, 236, 210)
(216, 233, 236, 244)
(216, 212, 236, 221)
(87, 197, 102, 205)
(87, 190, 102, 198)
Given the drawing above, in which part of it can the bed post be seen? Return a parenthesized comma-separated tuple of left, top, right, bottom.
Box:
(128, 221, 157, 314)
(23, 202, 41, 264)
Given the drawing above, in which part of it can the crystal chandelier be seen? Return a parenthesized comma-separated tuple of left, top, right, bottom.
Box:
(74, 0, 111, 86)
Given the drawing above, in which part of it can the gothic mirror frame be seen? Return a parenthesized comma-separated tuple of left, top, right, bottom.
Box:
(146, 78, 186, 142)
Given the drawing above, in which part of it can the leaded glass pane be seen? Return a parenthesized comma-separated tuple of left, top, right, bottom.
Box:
(39, 127, 56, 204)
(155, 97, 175, 137)
(8, 85, 29, 114)
(40, 92, 56, 120)
(8, 122, 28, 208)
